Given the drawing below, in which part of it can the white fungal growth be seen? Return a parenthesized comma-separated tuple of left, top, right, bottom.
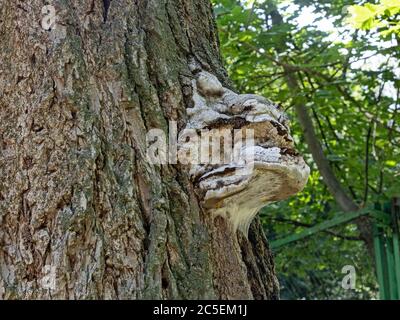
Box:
(196, 72, 224, 97)
(182, 71, 310, 234)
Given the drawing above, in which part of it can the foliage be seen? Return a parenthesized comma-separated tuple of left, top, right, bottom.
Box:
(213, 0, 399, 299)
(348, 0, 400, 36)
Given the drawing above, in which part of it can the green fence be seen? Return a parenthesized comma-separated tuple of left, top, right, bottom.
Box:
(270, 198, 400, 300)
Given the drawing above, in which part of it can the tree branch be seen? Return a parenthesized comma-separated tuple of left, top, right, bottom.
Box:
(270, 217, 362, 241)
(364, 126, 372, 203)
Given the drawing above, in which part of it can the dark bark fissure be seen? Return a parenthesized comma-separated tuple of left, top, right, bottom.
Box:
(102, 0, 112, 22)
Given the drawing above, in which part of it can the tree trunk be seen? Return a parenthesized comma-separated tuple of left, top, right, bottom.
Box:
(0, 0, 279, 299)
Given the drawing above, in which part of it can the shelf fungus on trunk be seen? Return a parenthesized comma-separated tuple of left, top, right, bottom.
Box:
(180, 70, 310, 234)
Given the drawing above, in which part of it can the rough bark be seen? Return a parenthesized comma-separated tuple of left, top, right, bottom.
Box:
(0, 0, 279, 299)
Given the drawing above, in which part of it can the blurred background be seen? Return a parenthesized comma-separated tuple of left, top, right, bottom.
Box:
(212, 0, 400, 299)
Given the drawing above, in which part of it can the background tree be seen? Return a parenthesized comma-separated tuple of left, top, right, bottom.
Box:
(213, 0, 399, 299)
(0, 0, 280, 299)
